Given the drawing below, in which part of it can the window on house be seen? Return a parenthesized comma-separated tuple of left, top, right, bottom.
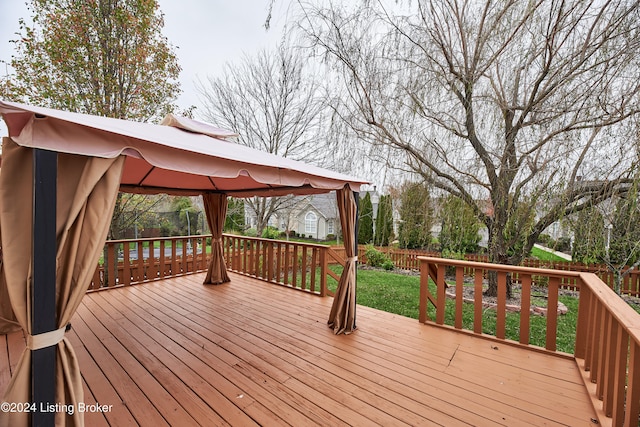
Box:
(328, 220, 334, 234)
(305, 211, 317, 235)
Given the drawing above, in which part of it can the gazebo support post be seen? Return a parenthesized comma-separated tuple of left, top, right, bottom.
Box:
(31, 148, 57, 426)
(353, 192, 359, 328)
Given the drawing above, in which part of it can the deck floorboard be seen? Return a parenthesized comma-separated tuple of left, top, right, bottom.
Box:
(2, 272, 597, 426)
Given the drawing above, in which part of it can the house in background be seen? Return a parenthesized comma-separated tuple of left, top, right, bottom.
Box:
(243, 188, 383, 241)
(291, 188, 383, 240)
(242, 194, 339, 240)
(287, 193, 339, 240)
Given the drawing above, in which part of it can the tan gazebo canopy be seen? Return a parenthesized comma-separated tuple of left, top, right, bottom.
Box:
(0, 101, 364, 196)
(0, 100, 366, 426)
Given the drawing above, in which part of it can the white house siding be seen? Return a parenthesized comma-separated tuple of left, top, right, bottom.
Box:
(295, 208, 330, 239)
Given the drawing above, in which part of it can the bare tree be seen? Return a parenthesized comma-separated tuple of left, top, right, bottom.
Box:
(299, 0, 640, 296)
(198, 45, 327, 235)
(109, 193, 168, 239)
(572, 138, 640, 294)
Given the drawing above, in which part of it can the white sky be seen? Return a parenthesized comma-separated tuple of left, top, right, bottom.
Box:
(0, 0, 292, 135)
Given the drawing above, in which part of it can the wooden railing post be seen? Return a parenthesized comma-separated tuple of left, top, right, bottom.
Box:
(436, 264, 446, 325)
(275, 241, 282, 284)
(301, 246, 308, 291)
(267, 240, 274, 282)
(283, 243, 291, 286)
(122, 241, 131, 286)
(137, 240, 144, 281)
(454, 267, 464, 330)
(171, 239, 178, 276)
(624, 342, 640, 425)
(148, 239, 156, 280)
(181, 237, 188, 274)
(496, 271, 507, 339)
(473, 269, 484, 334)
(574, 278, 590, 359)
(159, 240, 166, 279)
(546, 277, 559, 351)
(107, 242, 117, 287)
(519, 273, 531, 345)
(419, 260, 428, 324)
(320, 247, 328, 297)
(292, 245, 299, 287)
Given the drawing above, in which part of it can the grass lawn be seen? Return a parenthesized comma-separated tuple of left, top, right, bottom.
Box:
(280, 236, 339, 246)
(530, 246, 568, 262)
(328, 265, 578, 354)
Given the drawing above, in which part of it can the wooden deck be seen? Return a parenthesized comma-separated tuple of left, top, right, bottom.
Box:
(2, 272, 597, 426)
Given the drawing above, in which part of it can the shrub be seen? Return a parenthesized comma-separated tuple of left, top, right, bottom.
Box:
(441, 249, 466, 276)
(326, 234, 336, 241)
(537, 233, 553, 247)
(382, 259, 395, 271)
(245, 228, 258, 237)
(439, 195, 481, 254)
(532, 273, 550, 287)
(365, 245, 390, 268)
(537, 233, 572, 254)
(556, 237, 572, 253)
(261, 226, 280, 239)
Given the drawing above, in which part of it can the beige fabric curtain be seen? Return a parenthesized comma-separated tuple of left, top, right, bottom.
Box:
(203, 193, 230, 285)
(328, 186, 358, 334)
(0, 138, 125, 427)
(0, 226, 20, 333)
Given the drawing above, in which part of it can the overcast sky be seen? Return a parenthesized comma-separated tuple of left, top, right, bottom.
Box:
(0, 0, 291, 135)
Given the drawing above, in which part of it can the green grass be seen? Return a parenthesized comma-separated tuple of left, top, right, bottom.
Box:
(328, 266, 578, 354)
(353, 269, 423, 319)
(530, 246, 568, 262)
(282, 237, 339, 246)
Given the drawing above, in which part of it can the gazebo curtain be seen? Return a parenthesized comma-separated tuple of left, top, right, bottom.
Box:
(202, 193, 230, 285)
(0, 228, 20, 333)
(328, 186, 358, 334)
(0, 138, 125, 427)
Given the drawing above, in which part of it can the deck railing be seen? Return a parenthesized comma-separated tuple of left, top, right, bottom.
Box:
(89, 234, 344, 296)
(88, 235, 212, 291)
(350, 245, 640, 295)
(418, 256, 640, 425)
(222, 234, 344, 296)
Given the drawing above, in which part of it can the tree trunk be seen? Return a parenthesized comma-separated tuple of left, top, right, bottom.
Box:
(485, 234, 513, 298)
(614, 270, 622, 295)
(485, 270, 514, 299)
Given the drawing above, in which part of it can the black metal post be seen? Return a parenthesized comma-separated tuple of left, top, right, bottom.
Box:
(353, 191, 359, 329)
(31, 149, 57, 426)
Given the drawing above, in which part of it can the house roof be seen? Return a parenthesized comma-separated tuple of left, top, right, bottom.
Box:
(302, 193, 338, 219)
(0, 100, 368, 197)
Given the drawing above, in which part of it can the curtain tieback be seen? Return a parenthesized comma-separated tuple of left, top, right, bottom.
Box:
(347, 256, 358, 262)
(213, 238, 222, 243)
(27, 326, 67, 350)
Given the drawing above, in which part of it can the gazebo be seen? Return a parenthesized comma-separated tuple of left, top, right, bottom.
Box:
(0, 100, 367, 426)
